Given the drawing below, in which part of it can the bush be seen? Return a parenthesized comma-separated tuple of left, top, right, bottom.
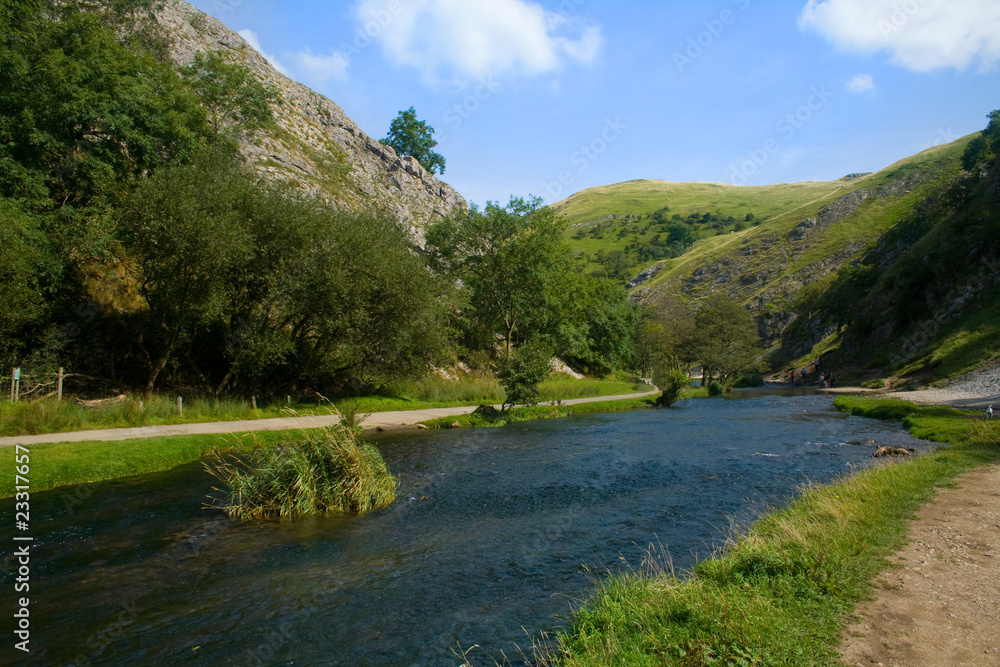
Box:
(652, 367, 690, 407)
(708, 380, 725, 397)
(206, 423, 397, 520)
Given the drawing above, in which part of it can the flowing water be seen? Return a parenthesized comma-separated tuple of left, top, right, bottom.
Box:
(3, 392, 933, 666)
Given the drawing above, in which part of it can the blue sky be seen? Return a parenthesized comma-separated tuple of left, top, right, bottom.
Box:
(188, 0, 1000, 208)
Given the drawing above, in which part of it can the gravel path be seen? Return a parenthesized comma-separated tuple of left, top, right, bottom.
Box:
(840, 463, 1000, 666)
(0, 391, 660, 448)
(885, 361, 1000, 410)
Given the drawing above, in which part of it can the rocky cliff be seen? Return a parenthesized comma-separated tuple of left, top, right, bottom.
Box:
(152, 0, 466, 238)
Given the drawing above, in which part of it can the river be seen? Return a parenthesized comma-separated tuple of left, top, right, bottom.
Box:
(2, 392, 933, 666)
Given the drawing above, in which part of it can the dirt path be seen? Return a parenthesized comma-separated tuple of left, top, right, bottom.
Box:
(839, 463, 1000, 666)
(0, 391, 660, 447)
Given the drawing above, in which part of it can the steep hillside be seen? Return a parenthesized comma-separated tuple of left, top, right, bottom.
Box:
(779, 128, 1000, 382)
(558, 137, 974, 358)
(151, 0, 465, 237)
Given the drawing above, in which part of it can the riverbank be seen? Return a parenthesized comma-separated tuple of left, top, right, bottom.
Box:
(0, 390, 660, 497)
(543, 397, 999, 666)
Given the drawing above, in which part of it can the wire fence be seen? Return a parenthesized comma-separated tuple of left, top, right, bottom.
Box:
(2, 367, 66, 402)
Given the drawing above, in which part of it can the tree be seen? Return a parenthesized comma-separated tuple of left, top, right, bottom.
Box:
(652, 366, 690, 407)
(556, 277, 637, 374)
(496, 342, 552, 412)
(0, 3, 209, 212)
(0, 199, 60, 367)
(380, 107, 446, 175)
(117, 147, 449, 396)
(961, 109, 1000, 173)
(118, 147, 255, 397)
(426, 196, 568, 354)
(689, 294, 762, 390)
(181, 50, 280, 137)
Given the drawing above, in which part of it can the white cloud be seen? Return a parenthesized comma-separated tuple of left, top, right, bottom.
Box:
(293, 50, 351, 84)
(799, 0, 1000, 72)
(356, 0, 603, 82)
(238, 29, 289, 75)
(847, 73, 875, 92)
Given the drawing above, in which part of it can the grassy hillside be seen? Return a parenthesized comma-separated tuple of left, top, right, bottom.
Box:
(552, 129, 1000, 384)
(558, 178, 855, 277)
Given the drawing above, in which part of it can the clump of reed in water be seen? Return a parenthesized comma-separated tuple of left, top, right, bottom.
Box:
(206, 423, 397, 521)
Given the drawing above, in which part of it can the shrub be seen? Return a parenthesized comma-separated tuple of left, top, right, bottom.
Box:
(497, 342, 552, 412)
(206, 423, 397, 521)
(708, 380, 725, 397)
(652, 367, 690, 407)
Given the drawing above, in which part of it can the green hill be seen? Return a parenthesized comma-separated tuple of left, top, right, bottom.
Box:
(556, 125, 999, 384)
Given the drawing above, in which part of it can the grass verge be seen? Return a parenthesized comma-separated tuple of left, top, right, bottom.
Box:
(543, 396, 998, 666)
(0, 430, 293, 498)
(0, 378, 648, 437)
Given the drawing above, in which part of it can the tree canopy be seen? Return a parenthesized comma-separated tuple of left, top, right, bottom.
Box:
(380, 107, 446, 175)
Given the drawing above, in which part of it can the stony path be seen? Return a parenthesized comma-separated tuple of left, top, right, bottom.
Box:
(0, 391, 659, 447)
(840, 463, 1000, 666)
(884, 361, 1000, 410)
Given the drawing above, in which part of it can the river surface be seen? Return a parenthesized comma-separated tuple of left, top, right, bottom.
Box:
(2, 392, 933, 666)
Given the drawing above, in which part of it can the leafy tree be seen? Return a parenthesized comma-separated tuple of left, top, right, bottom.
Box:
(118, 147, 255, 397)
(426, 196, 567, 353)
(380, 107, 446, 175)
(652, 366, 690, 407)
(690, 294, 762, 389)
(496, 342, 552, 412)
(556, 277, 636, 374)
(635, 296, 695, 377)
(181, 51, 280, 137)
(603, 249, 632, 280)
(0, 2, 209, 212)
(117, 148, 448, 396)
(961, 109, 1000, 173)
(0, 200, 60, 367)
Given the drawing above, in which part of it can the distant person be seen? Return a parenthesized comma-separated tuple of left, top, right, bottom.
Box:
(829, 371, 836, 388)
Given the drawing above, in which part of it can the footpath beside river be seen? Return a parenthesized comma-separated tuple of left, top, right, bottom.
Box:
(0, 390, 660, 447)
(840, 462, 1000, 666)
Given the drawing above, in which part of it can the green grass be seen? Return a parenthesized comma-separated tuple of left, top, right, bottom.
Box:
(544, 397, 999, 666)
(421, 385, 694, 429)
(0, 381, 655, 498)
(894, 284, 1000, 383)
(206, 424, 396, 520)
(0, 377, 646, 437)
(0, 430, 293, 498)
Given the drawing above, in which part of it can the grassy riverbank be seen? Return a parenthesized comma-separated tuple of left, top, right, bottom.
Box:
(0, 390, 661, 498)
(544, 397, 999, 666)
(421, 386, 704, 429)
(0, 377, 648, 437)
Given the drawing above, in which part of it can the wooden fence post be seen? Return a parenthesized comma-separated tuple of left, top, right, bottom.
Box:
(177, 396, 183, 417)
(251, 396, 257, 411)
(12, 368, 20, 403)
(8, 368, 14, 403)
(57, 367, 64, 402)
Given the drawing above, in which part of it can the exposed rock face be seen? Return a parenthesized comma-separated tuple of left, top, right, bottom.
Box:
(152, 0, 466, 240)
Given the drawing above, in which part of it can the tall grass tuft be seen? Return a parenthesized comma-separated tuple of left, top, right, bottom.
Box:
(206, 423, 397, 521)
